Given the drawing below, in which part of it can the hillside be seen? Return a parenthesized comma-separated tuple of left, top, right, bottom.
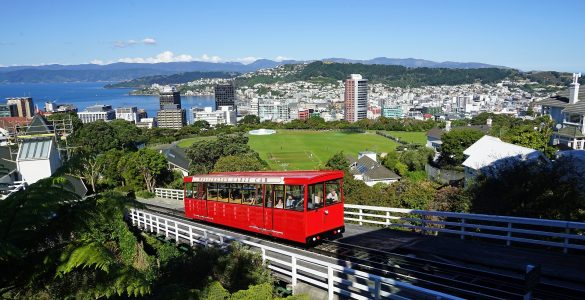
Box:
(104, 71, 238, 88)
(236, 62, 520, 88)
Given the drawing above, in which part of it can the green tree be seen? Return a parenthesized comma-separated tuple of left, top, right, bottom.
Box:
(109, 119, 145, 149)
(238, 115, 260, 125)
(324, 151, 349, 171)
(66, 151, 103, 193)
(72, 120, 119, 154)
(439, 128, 484, 166)
(118, 148, 168, 193)
(213, 154, 266, 172)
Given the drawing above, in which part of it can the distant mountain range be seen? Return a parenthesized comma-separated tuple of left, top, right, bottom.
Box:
(0, 57, 509, 83)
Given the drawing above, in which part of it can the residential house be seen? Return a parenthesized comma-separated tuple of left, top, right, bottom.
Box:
(462, 135, 547, 183)
(154, 143, 190, 176)
(347, 151, 400, 186)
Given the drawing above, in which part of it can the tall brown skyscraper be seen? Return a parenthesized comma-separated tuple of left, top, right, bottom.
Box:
(344, 74, 368, 122)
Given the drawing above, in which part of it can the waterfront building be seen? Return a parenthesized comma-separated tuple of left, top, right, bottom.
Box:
(157, 109, 186, 129)
(6, 97, 34, 118)
(136, 117, 156, 129)
(214, 84, 236, 110)
(137, 109, 148, 121)
(193, 106, 236, 127)
(344, 74, 368, 122)
(0, 103, 18, 118)
(159, 87, 181, 110)
(115, 107, 138, 123)
(77, 104, 115, 123)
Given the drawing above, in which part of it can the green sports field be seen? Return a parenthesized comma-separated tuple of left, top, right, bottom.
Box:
(248, 130, 399, 170)
(176, 136, 217, 148)
(385, 131, 427, 145)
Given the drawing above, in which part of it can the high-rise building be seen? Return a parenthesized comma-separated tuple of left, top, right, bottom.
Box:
(214, 84, 235, 110)
(157, 109, 186, 129)
(193, 106, 236, 127)
(137, 109, 148, 121)
(78, 104, 116, 123)
(159, 87, 181, 110)
(115, 107, 138, 123)
(344, 74, 368, 122)
(7, 97, 34, 118)
(0, 103, 18, 117)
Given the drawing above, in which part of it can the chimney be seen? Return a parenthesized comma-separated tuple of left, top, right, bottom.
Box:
(569, 73, 581, 104)
(445, 120, 451, 132)
(486, 118, 492, 127)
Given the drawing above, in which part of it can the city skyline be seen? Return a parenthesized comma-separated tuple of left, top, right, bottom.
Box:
(1, 0, 584, 72)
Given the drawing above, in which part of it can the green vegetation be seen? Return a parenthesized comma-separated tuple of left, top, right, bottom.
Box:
(237, 61, 521, 87)
(385, 131, 427, 145)
(438, 128, 485, 166)
(104, 71, 237, 88)
(176, 135, 217, 148)
(248, 130, 399, 170)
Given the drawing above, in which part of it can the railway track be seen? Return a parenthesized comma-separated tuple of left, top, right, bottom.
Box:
(134, 201, 585, 299)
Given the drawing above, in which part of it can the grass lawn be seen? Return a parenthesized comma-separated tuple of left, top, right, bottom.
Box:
(249, 130, 399, 170)
(176, 136, 217, 148)
(385, 131, 427, 145)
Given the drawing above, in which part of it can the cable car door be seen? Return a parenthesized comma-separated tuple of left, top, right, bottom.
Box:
(263, 185, 274, 235)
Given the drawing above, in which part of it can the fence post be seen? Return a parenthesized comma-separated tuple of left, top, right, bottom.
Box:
(460, 218, 466, 240)
(327, 265, 334, 300)
(189, 226, 194, 246)
(175, 222, 179, 243)
(291, 256, 297, 288)
(386, 211, 390, 226)
(563, 227, 570, 254)
(156, 216, 160, 235)
(164, 220, 169, 239)
(506, 223, 512, 246)
(359, 209, 363, 226)
(261, 248, 266, 264)
(374, 279, 381, 300)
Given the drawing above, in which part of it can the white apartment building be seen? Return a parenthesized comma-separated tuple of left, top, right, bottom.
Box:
(115, 107, 138, 123)
(77, 104, 115, 123)
(193, 106, 236, 127)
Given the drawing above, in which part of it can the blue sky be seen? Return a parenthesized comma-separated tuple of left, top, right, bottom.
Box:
(0, 0, 584, 71)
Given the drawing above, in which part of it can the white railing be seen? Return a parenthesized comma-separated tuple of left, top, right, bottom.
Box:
(155, 188, 183, 201)
(128, 208, 461, 300)
(152, 188, 585, 254)
(345, 204, 585, 254)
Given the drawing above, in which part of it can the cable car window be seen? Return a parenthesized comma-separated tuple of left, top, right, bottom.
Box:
(253, 184, 263, 206)
(264, 185, 274, 208)
(274, 185, 285, 209)
(218, 184, 230, 202)
(207, 183, 218, 201)
(325, 180, 341, 205)
(285, 185, 304, 212)
(230, 184, 242, 204)
(185, 182, 194, 198)
(241, 184, 256, 205)
(199, 183, 206, 199)
(308, 183, 324, 210)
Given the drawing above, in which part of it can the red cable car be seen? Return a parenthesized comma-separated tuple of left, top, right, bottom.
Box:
(183, 171, 345, 244)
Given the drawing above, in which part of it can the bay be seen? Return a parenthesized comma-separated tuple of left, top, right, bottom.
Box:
(0, 82, 215, 123)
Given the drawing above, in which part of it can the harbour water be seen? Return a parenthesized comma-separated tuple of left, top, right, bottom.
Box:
(0, 82, 215, 123)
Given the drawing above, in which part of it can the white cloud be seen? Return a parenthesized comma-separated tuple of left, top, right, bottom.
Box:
(90, 59, 105, 65)
(117, 51, 194, 63)
(142, 38, 157, 45)
(274, 56, 292, 62)
(114, 38, 157, 48)
(196, 54, 223, 63)
(234, 56, 261, 64)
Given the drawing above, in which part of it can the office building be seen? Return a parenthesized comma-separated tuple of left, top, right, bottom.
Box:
(159, 87, 181, 110)
(214, 84, 236, 110)
(257, 100, 291, 122)
(7, 97, 34, 118)
(0, 103, 18, 118)
(136, 117, 156, 129)
(193, 106, 236, 127)
(344, 74, 368, 122)
(157, 109, 186, 129)
(115, 107, 138, 123)
(77, 104, 115, 123)
(137, 109, 148, 121)
(382, 106, 404, 118)
(45, 101, 55, 113)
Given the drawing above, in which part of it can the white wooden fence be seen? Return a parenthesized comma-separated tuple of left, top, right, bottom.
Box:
(345, 204, 585, 254)
(153, 188, 585, 253)
(128, 208, 462, 300)
(155, 188, 183, 201)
